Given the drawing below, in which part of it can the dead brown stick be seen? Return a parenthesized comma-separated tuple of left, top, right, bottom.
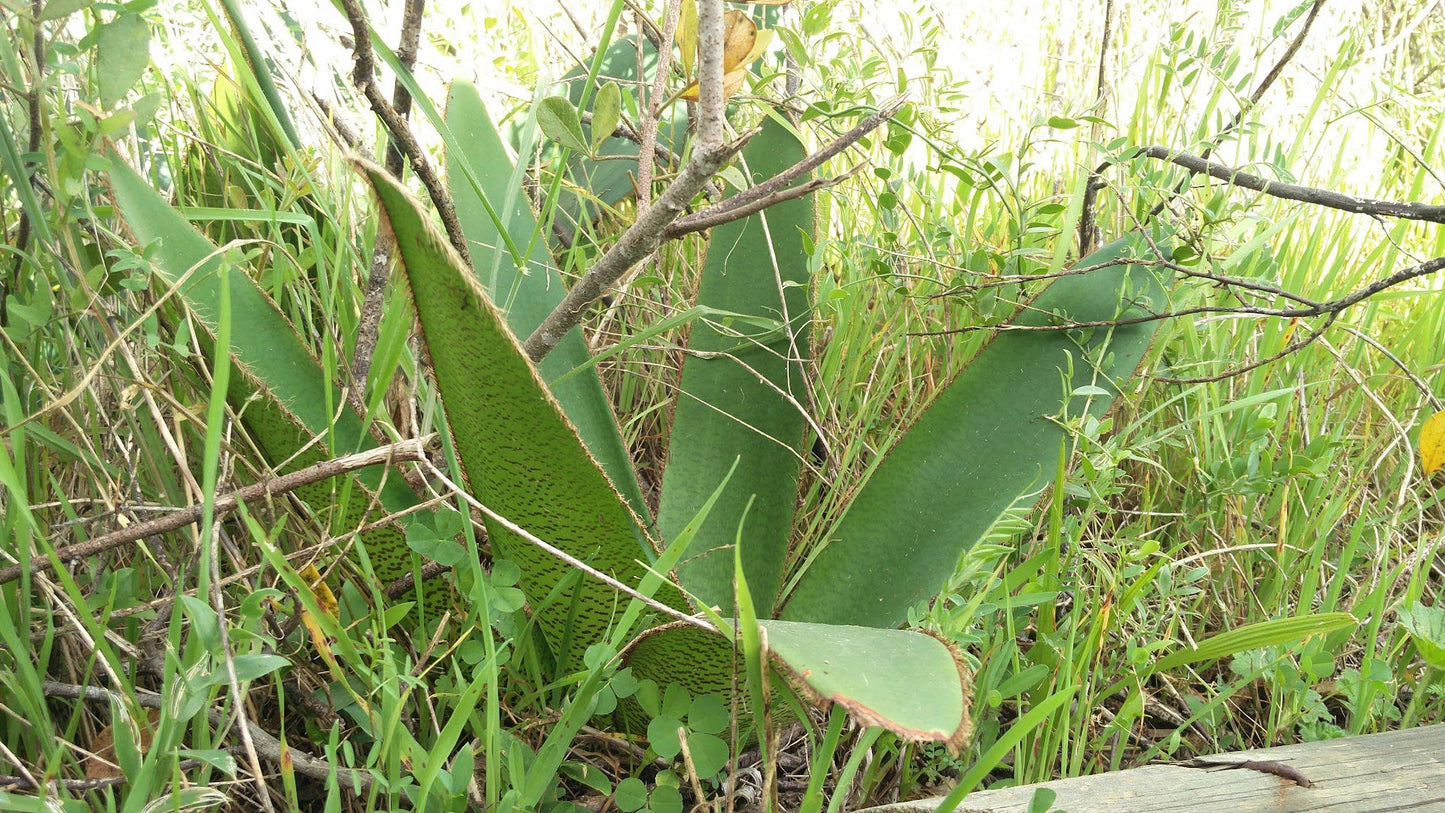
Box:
(1076, 0, 1113, 255)
(664, 95, 907, 238)
(1137, 146, 1445, 224)
(337, 0, 469, 268)
(41, 681, 376, 794)
(351, 0, 429, 397)
(0, 438, 432, 585)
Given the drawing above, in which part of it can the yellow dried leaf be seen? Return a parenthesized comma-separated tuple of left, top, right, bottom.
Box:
(679, 28, 774, 102)
(1422, 410, 1445, 476)
(297, 563, 346, 680)
(721, 10, 757, 71)
(299, 563, 339, 620)
(676, 0, 697, 78)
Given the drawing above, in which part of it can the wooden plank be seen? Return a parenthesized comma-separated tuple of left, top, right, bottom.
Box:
(864, 724, 1445, 812)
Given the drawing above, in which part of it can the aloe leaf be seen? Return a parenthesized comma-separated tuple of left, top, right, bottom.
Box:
(781, 236, 1170, 627)
(106, 157, 441, 609)
(360, 161, 689, 666)
(443, 82, 649, 519)
(620, 619, 970, 746)
(656, 117, 813, 612)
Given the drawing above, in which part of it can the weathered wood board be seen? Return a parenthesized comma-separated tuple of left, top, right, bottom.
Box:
(864, 724, 1445, 812)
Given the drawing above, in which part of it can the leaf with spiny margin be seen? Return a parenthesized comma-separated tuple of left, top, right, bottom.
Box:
(781, 235, 1170, 628)
(359, 161, 689, 668)
(620, 620, 970, 748)
(444, 82, 649, 520)
(656, 116, 813, 614)
(106, 156, 446, 617)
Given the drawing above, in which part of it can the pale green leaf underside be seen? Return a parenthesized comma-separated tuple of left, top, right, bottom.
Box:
(621, 619, 970, 746)
(782, 236, 1171, 628)
(657, 116, 813, 614)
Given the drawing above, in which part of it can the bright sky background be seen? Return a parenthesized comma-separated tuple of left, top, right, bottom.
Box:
(158, 0, 1442, 202)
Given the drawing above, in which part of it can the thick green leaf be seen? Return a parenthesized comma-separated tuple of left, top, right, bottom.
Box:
(361, 161, 688, 666)
(781, 236, 1170, 627)
(621, 619, 971, 746)
(106, 158, 439, 609)
(762, 620, 970, 747)
(656, 117, 813, 613)
(444, 82, 649, 520)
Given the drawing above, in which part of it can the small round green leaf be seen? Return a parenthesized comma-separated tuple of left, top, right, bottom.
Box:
(614, 777, 648, 813)
(647, 716, 683, 759)
(687, 732, 729, 778)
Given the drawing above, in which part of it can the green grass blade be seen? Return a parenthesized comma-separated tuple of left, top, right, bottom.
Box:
(360, 160, 689, 667)
(656, 116, 814, 613)
(211, 0, 301, 148)
(1152, 612, 1358, 673)
(444, 82, 649, 519)
(937, 685, 1078, 810)
(781, 236, 1169, 627)
(106, 157, 438, 603)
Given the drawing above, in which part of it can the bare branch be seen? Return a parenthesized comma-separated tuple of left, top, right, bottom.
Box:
(1076, 0, 1113, 255)
(1160, 312, 1338, 384)
(346, 0, 442, 398)
(337, 0, 471, 267)
(0, 438, 433, 585)
(914, 254, 1445, 335)
(665, 165, 863, 238)
(1139, 146, 1445, 224)
(637, 0, 684, 210)
(523, 0, 736, 363)
(384, 0, 427, 177)
(1140, 0, 1326, 219)
(667, 95, 907, 237)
